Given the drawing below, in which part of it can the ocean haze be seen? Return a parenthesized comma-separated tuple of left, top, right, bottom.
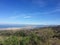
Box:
(0, 24, 58, 30)
(0, 24, 47, 29)
(0, 24, 27, 28)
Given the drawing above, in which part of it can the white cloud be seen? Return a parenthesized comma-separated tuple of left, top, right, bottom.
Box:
(46, 3, 60, 14)
(8, 15, 32, 19)
(24, 16, 31, 18)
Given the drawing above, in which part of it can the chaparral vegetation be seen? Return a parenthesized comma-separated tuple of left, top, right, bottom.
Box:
(0, 26, 60, 45)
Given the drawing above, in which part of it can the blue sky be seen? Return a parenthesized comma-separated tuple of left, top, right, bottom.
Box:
(0, 0, 60, 25)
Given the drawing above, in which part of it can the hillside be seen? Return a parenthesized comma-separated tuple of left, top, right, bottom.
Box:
(0, 26, 60, 45)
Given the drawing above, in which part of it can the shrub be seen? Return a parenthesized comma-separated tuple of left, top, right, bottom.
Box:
(3, 36, 19, 45)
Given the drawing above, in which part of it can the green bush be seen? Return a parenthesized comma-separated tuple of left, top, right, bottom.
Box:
(20, 37, 30, 45)
(14, 31, 26, 37)
(3, 36, 19, 45)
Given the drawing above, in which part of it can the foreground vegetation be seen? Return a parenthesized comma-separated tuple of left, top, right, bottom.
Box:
(0, 26, 60, 45)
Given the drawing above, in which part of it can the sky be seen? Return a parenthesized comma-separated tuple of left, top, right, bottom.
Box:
(0, 0, 60, 25)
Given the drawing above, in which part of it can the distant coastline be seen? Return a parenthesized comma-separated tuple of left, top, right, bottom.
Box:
(0, 24, 58, 30)
(0, 25, 37, 30)
(0, 28, 22, 30)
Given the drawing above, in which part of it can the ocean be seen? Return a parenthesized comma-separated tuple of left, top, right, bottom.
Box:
(0, 24, 49, 29)
(0, 24, 27, 28)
